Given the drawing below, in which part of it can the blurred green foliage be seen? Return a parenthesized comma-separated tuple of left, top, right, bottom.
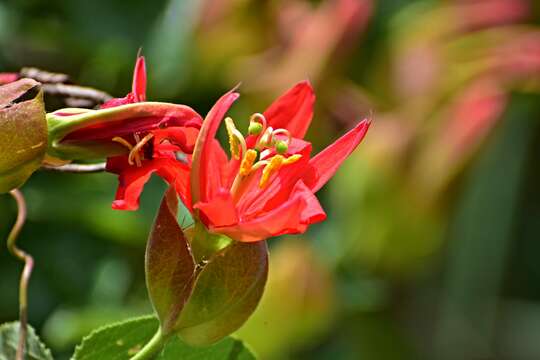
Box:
(1, 0, 540, 359)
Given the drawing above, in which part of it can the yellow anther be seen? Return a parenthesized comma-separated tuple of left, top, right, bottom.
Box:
(225, 117, 247, 160)
(259, 155, 284, 188)
(225, 117, 240, 159)
(284, 154, 302, 165)
(239, 149, 258, 176)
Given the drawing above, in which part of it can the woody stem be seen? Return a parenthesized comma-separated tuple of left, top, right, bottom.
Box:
(7, 189, 33, 360)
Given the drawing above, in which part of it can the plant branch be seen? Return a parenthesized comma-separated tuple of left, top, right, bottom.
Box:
(41, 163, 107, 173)
(7, 189, 33, 360)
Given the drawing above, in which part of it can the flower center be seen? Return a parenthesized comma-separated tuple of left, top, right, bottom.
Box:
(112, 133, 154, 167)
(226, 113, 302, 200)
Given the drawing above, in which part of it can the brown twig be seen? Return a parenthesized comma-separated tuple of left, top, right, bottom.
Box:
(42, 83, 112, 104)
(12, 67, 114, 108)
(7, 189, 33, 360)
(41, 163, 107, 173)
(20, 67, 70, 84)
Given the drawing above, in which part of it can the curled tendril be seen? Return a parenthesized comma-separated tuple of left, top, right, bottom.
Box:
(6, 189, 33, 360)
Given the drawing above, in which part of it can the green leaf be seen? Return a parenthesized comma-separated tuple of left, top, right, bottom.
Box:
(72, 316, 256, 360)
(146, 187, 197, 333)
(72, 316, 158, 360)
(0, 322, 53, 360)
(0, 79, 47, 193)
(176, 240, 269, 346)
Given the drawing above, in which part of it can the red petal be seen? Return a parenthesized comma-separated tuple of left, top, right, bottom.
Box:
(101, 55, 147, 108)
(194, 189, 239, 228)
(100, 95, 134, 109)
(152, 126, 200, 154)
(0, 73, 19, 84)
(191, 89, 239, 204)
(132, 55, 147, 102)
(302, 119, 370, 193)
(106, 156, 190, 211)
(156, 160, 191, 210)
(106, 156, 157, 211)
(209, 181, 326, 242)
(263, 80, 315, 138)
(235, 138, 312, 216)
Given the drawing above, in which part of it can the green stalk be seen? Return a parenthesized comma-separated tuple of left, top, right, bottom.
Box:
(129, 328, 169, 360)
(7, 189, 33, 360)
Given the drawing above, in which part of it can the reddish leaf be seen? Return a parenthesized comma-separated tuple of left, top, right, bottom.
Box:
(146, 187, 197, 334)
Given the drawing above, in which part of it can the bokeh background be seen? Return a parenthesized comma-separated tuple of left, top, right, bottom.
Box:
(1, 0, 540, 359)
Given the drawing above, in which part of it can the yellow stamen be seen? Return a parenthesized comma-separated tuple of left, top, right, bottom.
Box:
(128, 133, 154, 167)
(259, 155, 284, 188)
(284, 154, 302, 165)
(112, 136, 134, 151)
(225, 117, 247, 160)
(240, 149, 258, 176)
(112, 134, 155, 168)
(226, 117, 240, 159)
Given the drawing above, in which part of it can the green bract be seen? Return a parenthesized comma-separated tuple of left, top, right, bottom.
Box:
(0, 79, 47, 193)
(145, 187, 269, 346)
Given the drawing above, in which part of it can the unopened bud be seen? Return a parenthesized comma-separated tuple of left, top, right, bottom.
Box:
(0, 79, 47, 193)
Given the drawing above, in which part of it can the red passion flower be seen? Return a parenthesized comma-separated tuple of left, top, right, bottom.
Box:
(187, 81, 370, 242)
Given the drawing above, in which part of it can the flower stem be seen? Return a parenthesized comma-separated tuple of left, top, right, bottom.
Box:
(129, 328, 169, 360)
(7, 189, 33, 360)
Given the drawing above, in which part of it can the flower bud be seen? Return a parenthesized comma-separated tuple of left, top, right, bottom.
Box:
(0, 79, 47, 193)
